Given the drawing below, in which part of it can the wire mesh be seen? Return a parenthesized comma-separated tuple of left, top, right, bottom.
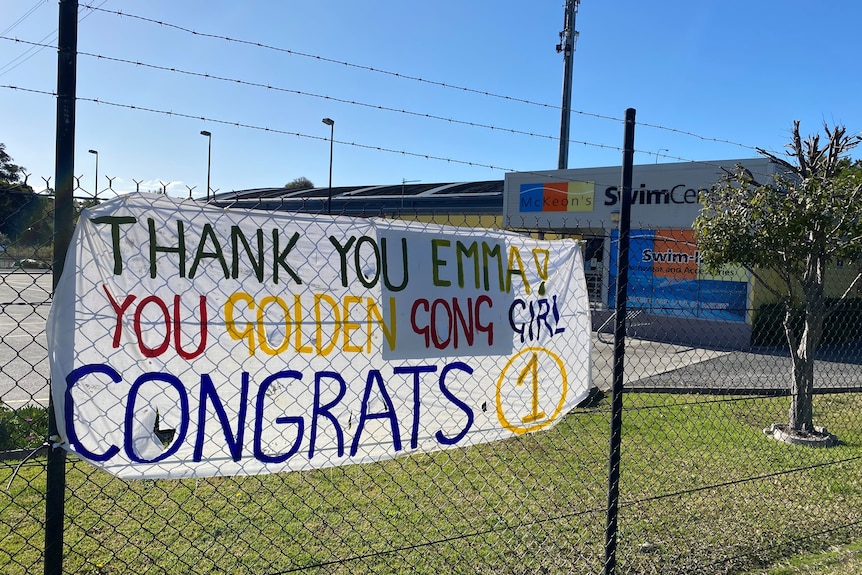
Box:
(1, 181, 861, 574)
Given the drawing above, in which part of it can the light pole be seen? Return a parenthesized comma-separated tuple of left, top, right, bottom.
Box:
(401, 178, 420, 210)
(656, 148, 668, 164)
(322, 118, 334, 215)
(88, 149, 98, 195)
(200, 130, 212, 201)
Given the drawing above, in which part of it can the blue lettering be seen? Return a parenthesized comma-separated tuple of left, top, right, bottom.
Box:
(253, 370, 304, 463)
(124, 372, 189, 464)
(309, 371, 347, 459)
(435, 362, 474, 445)
(65, 363, 122, 462)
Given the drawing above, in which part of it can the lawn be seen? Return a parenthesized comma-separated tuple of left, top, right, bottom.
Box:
(2, 392, 861, 574)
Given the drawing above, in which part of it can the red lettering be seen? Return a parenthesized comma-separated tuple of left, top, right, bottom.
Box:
(174, 294, 208, 360)
(102, 285, 136, 348)
(410, 297, 495, 351)
(134, 295, 171, 357)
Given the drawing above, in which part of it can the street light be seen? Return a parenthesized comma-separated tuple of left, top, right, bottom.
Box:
(322, 118, 334, 215)
(200, 130, 212, 201)
(656, 148, 669, 164)
(88, 149, 98, 195)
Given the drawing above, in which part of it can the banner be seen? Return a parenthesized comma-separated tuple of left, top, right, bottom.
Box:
(47, 194, 591, 478)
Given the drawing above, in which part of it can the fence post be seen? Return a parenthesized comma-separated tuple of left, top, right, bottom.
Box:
(604, 107, 636, 575)
(45, 1, 78, 573)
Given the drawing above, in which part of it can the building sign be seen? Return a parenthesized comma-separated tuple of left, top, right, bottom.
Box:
(47, 194, 592, 479)
(503, 159, 775, 230)
(607, 229, 749, 322)
(518, 181, 595, 213)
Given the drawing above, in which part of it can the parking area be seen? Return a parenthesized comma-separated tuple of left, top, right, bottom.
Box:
(0, 270, 53, 407)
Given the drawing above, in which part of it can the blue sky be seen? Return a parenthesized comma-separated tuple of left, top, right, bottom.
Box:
(1, 1, 860, 197)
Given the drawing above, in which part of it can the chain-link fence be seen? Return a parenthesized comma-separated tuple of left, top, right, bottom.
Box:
(2, 181, 862, 575)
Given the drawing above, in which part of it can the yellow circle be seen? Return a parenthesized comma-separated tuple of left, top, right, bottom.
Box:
(495, 346, 568, 434)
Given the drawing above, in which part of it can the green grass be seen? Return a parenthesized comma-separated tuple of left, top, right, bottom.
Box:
(0, 405, 48, 451)
(2, 393, 862, 574)
(739, 540, 862, 575)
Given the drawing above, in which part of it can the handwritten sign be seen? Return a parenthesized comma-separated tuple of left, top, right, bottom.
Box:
(47, 194, 591, 478)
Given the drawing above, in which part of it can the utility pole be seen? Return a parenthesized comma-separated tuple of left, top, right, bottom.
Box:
(557, 0, 580, 170)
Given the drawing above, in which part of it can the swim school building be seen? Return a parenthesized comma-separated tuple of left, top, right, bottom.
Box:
(209, 158, 801, 349)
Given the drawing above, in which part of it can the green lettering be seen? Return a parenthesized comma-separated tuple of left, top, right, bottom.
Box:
(273, 230, 302, 285)
(431, 239, 451, 287)
(189, 223, 229, 279)
(482, 242, 504, 292)
(91, 215, 136, 275)
(148, 218, 185, 279)
(456, 241, 479, 289)
(328, 236, 356, 287)
(231, 226, 265, 281)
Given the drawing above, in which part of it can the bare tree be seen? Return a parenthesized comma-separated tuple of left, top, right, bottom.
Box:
(695, 122, 862, 437)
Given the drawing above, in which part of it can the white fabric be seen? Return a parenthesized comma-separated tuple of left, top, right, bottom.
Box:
(47, 193, 591, 478)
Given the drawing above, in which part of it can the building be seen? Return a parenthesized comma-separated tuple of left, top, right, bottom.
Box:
(211, 158, 786, 349)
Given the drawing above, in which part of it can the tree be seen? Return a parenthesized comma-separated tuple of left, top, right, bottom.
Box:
(694, 122, 862, 438)
(284, 177, 314, 190)
(0, 143, 55, 249)
(0, 143, 30, 187)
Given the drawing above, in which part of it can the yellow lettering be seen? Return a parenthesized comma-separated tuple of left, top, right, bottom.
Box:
(292, 294, 312, 353)
(342, 295, 363, 353)
(224, 292, 256, 355)
(314, 294, 340, 356)
(257, 295, 290, 355)
(368, 297, 397, 352)
(506, 246, 531, 294)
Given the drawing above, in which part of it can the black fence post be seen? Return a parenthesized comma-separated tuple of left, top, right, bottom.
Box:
(45, 1, 78, 574)
(604, 107, 636, 575)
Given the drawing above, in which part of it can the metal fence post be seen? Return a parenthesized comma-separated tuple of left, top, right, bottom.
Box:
(45, 1, 78, 573)
(604, 107, 636, 575)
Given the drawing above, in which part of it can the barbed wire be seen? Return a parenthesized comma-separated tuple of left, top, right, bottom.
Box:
(78, 5, 611, 117)
(0, 84, 625, 178)
(77, 4, 757, 153)
(0, 80, 784, 194)
(0, 36, 615, 147)
(2, 82, 777, 190)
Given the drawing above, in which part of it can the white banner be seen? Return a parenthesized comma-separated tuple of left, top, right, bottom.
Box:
(47, 193, 591, 478)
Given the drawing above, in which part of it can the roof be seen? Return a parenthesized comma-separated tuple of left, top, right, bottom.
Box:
(209, 180, 504, 216)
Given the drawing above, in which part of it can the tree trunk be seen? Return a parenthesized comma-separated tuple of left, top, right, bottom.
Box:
(788, 330, 817, 432)
(788, 256, 827, 433)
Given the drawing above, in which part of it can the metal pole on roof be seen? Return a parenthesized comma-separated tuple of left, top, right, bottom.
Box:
(322, 117, 334, 215)
(200, 130, 212, 201)
(401, 178, 420, 210)
(557, 0, 579, 170)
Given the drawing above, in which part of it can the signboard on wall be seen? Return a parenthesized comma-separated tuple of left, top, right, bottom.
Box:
(503, 159, 775, 231)
(47, 194, 592, 479)
(607, 229, 750, 322)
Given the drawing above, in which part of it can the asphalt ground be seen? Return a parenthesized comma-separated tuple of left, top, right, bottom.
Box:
(2, 269, 860, 407)
(0, 269, 52, 408)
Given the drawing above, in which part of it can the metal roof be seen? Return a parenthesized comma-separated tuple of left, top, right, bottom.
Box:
(209, 180, 504, 216)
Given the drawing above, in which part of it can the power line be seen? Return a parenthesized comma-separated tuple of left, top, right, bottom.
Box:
(78, 4, 757, 154)
(80, 3, 619, 120)
(0, 34, 758, 161)
(1, 84, 595, 175)
(0, 0, 108, 78)
(0, 36, 616, 147)
(1, 82, 772, 187)
(0, 0, 47, 37)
